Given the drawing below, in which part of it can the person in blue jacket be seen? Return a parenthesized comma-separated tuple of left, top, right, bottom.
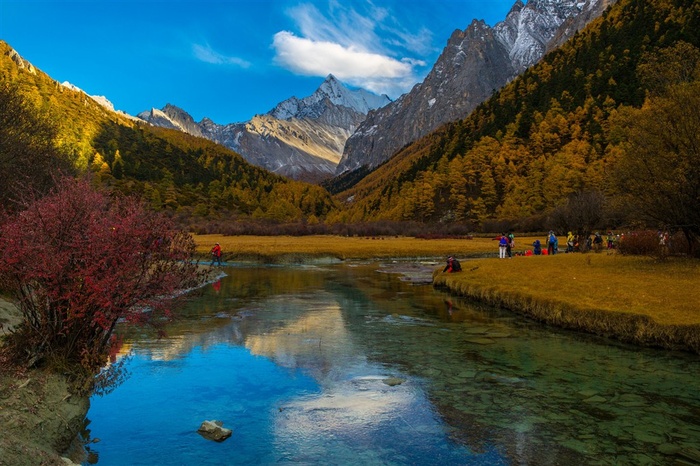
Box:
(532, 239, 542, 255)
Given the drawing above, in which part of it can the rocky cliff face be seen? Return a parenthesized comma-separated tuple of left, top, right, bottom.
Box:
(546, 0, 616, 53)
(138, 75, 391, 183)
(336, 0, 614, 176)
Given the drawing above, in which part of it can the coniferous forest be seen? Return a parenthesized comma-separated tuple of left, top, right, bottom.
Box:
(332, 0, 700, 243)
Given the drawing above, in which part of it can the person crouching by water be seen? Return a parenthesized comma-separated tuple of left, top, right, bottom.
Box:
(443, 256, 462, 273)
(210, 242, 222, 266)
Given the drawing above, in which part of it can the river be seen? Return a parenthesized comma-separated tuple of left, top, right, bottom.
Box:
(83, 261, 700, 465)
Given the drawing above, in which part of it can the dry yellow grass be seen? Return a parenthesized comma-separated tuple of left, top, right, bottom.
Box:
(433, 253, 700, 352)
(194, 234, 495, 261)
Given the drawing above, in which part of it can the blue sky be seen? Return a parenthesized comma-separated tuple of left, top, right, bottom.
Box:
(1, 0, 515, 123)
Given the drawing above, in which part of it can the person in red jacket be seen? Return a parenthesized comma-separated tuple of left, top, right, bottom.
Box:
(210, 243, 222, 266)
(442, 256, 462, 273)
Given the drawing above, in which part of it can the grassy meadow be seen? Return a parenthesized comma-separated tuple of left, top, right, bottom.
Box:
(434, 253, 700, 352)
(194, 234, 495, 261)
(193, 234, 700, 352)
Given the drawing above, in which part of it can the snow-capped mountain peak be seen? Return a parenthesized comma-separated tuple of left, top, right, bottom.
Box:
(269, 75, 391, 120)
(61, 81, 115, 112)
(337, 0, 616, 176)
(138, 76, 391, 183)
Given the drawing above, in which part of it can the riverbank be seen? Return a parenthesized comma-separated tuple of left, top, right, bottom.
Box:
(193, 234, 700, 352)
(433, 253, 700, 353)
(0, 300, 89, 466)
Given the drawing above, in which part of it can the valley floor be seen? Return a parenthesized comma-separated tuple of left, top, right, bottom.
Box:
(1, 236, 698, 464)
(197, 234, 700, 352)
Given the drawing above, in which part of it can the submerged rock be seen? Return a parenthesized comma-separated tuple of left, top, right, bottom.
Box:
(197, 420, 233, 442)
(383, 377, 406, 387)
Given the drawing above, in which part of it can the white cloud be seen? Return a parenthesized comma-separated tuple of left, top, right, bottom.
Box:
(272, 2, 431, 98)
(192, 43, 251, 68)
(273, 32, 411, 79)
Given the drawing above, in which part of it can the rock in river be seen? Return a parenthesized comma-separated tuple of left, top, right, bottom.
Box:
(197, 420, 233, 442)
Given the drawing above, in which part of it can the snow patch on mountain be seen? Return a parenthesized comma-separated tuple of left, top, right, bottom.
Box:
(269, 74, 390, 120)
(60, 81, 139, 120)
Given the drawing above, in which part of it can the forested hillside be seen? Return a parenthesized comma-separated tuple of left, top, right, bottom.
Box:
(0, 41, 338, 225)
(334, 0, 700, 234)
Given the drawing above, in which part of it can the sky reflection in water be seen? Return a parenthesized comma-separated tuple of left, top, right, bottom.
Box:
(86, 264, 501, 465)
(86, 263, 700, 465)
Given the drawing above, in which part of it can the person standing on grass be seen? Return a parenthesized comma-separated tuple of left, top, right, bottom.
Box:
(607, 231, 615, 249)
(593, 232, 603, 252)
(507, 231, 515, 258)
(499, 233, 508, 259)
(547, 231, 557, 255)
(211, 242, 222, 266)
(566, 231, 575, 253)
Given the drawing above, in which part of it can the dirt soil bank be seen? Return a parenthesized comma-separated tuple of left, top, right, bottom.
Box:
(0, 298, 89, 466)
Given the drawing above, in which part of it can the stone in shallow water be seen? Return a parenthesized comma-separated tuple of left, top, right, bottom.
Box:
(382, 377, 405, 387)
(197, 420, 233, 442)
(463, 327, 490, 335)
(632, 428, 665, 445)
(656, 443, 681, 455)
(457, 370, 477, 379)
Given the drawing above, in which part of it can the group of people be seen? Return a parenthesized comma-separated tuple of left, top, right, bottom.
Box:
(498, 232, 516, 259)
(528, 233, 555, 255)
(532, 230, 619, 255)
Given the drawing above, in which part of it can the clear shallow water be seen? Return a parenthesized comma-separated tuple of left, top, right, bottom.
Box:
(84, 262, 700, 465)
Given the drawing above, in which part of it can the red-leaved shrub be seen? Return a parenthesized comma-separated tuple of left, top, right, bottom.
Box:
(0, 178, 205, 374)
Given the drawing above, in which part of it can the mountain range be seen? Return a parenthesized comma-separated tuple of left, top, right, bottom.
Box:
(4, 0, 696, 232)
(137, 0, 611, 186)
(331, 0, 699, 227)
(0, 40, 339, 224)
(138, 75, 391, 183)
(336, 0, 615, 178)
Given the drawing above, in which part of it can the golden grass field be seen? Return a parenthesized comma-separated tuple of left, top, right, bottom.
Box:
(433, 253, 700, 352)
(194, 234, 700, 352)
(194, 234, 495, 261)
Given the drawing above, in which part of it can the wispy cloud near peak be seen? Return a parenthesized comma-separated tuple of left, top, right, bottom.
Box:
(192, 43, 251, 68)
(271, 2, 431, 98)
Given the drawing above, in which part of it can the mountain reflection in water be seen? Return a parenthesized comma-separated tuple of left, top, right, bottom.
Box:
(86, 263, 700, 466)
